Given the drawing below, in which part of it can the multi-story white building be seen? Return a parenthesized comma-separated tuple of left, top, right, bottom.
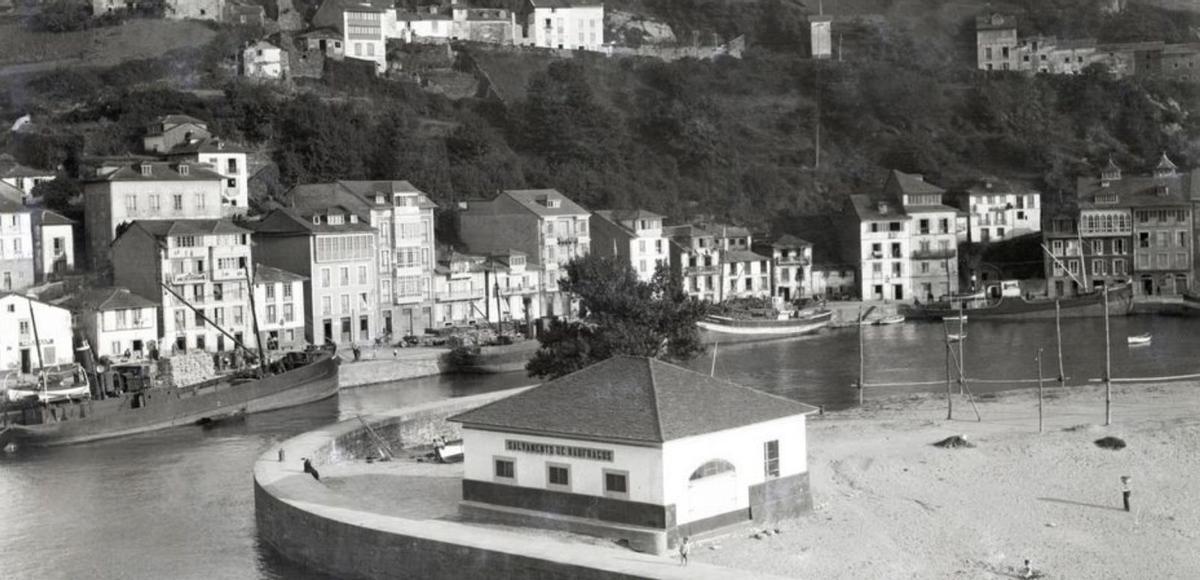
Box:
(457, 189, 590, 318)
(111, 220, 256, 355)
(0, 293, 73, 374)
(479, 250, 543, 326)
(288, 180, 437, 339)
(0, 198, 34, 292)
(33, 210, 74, 283)
(250, 208, 379, 346)
(956, 176, 1041, 244)
(884, 171, 960, 302)
(590, 209, 669, 282)
(83, 160, 226, 269)
(665, 224, 722, 303)
(753, 235, 813, 303)
(0, 153, 55, 201)
(518, 0, 604, 50)
(432, 249, 487, 328)
(68, 287, 159, 361)
(344, 3, 388, 73)
(847, 195, 911, 302)
(253, 264, 307, 352)
(161, 139, 250, 216)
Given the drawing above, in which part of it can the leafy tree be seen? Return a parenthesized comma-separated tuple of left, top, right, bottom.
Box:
(31, 176, 80, 213)
(24, 0, 91, 33)
(526, 255, 709, 380)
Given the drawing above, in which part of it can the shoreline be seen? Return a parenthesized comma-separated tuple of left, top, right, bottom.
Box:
(694, 380, 1200, 579)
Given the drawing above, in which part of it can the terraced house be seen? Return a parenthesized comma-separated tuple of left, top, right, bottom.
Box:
(250, 209, 378, 346)
(885, 171, 960, 302)
(111, 220, 256, 354)
(457, 189, 590, 318)
(287, 180, 437, 339)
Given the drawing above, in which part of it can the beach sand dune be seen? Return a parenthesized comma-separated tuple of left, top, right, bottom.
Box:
(696, 383, 1200, 579)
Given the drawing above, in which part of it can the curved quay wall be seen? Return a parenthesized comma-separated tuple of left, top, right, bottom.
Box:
(254, 389, 789, 580)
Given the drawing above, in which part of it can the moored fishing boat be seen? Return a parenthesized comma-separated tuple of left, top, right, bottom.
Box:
(905, 283, 1133, 321)
(1127, 333, 1152, 346)
(0, 348, 339, 448)
(698, 309, 832, 343)
(875, 314, 906, 325)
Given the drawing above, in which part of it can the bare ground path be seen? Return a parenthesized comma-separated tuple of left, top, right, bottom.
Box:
(695, 383, 1200, 579)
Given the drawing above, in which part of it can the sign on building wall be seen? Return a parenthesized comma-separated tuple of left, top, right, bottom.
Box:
(505, 439, 614, 462)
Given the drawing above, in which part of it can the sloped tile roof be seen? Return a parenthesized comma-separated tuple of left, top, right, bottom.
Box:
(450, 356, 818, 445)
(68, 287, 157, 311)
(254, 263, 308, 284)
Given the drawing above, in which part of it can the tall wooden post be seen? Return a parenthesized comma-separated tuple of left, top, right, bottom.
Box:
(957, 301, 966, 395)
(710, 342, 719, 377)
(1103, 285, 1112, 426)
(1055, 299, 1065, 385)
(1037, 348, 1044, 433)
(858, 305, 865, 406)
(944, 320, 953, 421)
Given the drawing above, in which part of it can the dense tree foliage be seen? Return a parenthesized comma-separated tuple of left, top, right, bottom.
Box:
(1, 0, 1197, 226)
(526, 255, 709, 379)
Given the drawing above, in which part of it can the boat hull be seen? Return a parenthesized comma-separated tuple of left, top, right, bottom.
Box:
(1, 353, 339, 447)
(698, 311, 832, 344)
(904, 287, 1133, 321)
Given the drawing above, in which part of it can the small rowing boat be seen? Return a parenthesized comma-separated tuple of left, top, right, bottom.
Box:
(947, 333, 966, 342)
(1127, 333, 1152, 346)
(943, 314, 967, 322)
(875, 314, 906, 325)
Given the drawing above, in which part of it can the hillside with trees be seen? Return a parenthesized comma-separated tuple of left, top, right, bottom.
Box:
(0, 0, 1197, 227)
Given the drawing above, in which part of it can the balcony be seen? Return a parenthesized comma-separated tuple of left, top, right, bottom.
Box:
(887, 231, 904, 239)
(171, 271, 208, 284)
(776, 257, 810, 266)
(911, 248, 957, 260)
(684, 265, 720, 276)
(437, 289, 484, 302)
(557, 236, 579, 244)
(499, 285, 537, 296)
(212, 268, 247, 281)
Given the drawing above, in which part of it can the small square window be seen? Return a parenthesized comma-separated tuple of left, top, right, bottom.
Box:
(494, 458, 514, 480)
(547, 463, 570, 489)
(603, 469, 629, 498)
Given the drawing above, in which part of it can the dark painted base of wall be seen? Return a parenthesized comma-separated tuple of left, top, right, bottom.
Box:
(459, 500, 668, 554)
(464, 471, 814, 552)
(463, 478, 671, 529)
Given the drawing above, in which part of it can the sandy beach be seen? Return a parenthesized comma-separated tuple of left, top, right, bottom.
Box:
(694, 382, 1200, 579)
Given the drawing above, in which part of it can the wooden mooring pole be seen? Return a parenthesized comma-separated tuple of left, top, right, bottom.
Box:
(858, 306, 865, 406)
(1037, 348, 1044, 433)
(1103, 285, 1112, 426)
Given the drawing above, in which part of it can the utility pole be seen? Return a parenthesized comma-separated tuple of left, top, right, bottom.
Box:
(710, 342, 719, 377)
(1103, 284, 1112, 426)
(1037, 348, 1044, 433)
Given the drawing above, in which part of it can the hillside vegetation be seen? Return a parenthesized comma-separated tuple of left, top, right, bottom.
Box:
(0, 0, 1197, 230)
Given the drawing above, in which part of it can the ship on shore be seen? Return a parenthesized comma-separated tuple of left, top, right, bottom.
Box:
(903, 283, 1134, 321)
(0, 348, 339, 448)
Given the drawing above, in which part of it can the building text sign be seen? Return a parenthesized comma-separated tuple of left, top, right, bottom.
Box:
(505, 439, 613, 462)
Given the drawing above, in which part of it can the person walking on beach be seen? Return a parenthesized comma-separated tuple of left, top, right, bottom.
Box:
(679, 536, 691, 566)
(1121, 475, 1132, 512)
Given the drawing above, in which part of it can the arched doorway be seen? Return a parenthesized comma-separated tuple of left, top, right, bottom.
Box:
(686, 459, 739, 522)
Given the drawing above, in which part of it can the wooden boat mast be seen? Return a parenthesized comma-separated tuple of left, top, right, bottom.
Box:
(243, 269, 268, 374)
(159, 282, 257, 364)
(25, 297, 46, 397)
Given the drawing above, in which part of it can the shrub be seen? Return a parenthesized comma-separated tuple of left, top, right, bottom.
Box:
(1094, 436, 1127, 450)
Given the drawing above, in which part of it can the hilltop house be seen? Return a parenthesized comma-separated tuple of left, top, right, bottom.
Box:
(0, 154, 55, 202)
(242, 40, 289, 80)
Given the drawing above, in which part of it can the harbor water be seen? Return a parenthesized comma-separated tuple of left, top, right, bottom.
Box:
(2, 316, 1198, 579)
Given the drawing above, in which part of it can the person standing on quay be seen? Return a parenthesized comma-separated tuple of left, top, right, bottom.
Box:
(1121, 475, 1132, 512)
(678, 536, 691, 566)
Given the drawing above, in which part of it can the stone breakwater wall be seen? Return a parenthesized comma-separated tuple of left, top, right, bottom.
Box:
(254, 388, 777, 580)
(338, 350, 449, 387)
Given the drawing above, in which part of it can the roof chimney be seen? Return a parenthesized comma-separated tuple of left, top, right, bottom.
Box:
(877, 201, 889, 214)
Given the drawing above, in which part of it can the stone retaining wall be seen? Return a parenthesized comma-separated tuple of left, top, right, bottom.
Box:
(254, 390, 789, 580)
